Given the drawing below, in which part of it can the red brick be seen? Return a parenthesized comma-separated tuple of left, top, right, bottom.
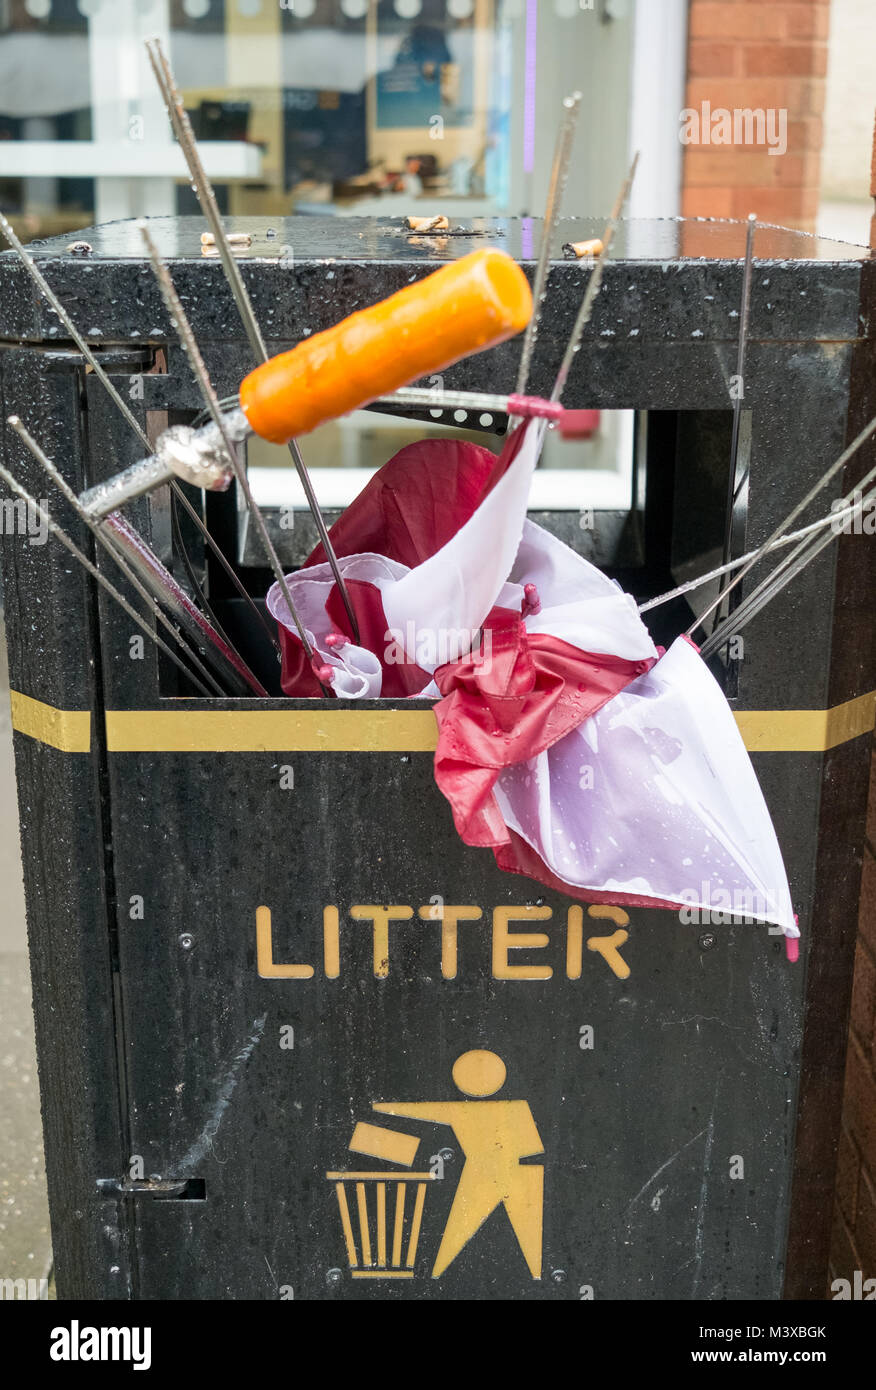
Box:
(728, 185, 817, 227)
(743, 43, 828, 78)
(684, 149, 762, 184)
(685, 77, 826, 117)
(844, 1034, 876, 1161)
(850, 941, 876, 1049)
(836, 1126, 860, 1229)
(680, 112, 793, 159)
(685, 152, 812, 191)
(855, 1168, 876, 1274)
(798, 185, 821, 219)
(860, 851, 876, 959)
(802, 148, 824, 186)
(681, 188, 735, 219)
(690, 4, 789, 40)
(785, 5, 831, 39)
(786, 117, 824, 153)
(865, 745, 876, 842)
(688, 41, 742, 78)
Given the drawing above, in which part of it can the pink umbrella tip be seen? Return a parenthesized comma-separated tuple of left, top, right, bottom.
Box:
(523, 583, 541, 616)
(557, 408, 600, 440)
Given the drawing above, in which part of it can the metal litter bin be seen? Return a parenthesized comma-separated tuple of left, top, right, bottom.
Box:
(1, 216, 874, 1300)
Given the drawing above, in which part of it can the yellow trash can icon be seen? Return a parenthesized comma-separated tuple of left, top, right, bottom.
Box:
(326, 1171, 435, 1278)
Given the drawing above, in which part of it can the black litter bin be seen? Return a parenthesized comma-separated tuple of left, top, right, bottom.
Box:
(0, 216, 874, 1300)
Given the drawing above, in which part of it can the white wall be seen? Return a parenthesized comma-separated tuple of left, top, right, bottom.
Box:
(820, 0, 876, 202)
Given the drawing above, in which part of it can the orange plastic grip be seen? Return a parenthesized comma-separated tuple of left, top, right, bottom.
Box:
(239, 247, 533, 444)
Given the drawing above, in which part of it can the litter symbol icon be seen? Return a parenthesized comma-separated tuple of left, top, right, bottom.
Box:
(327, 1050, 544, 1280)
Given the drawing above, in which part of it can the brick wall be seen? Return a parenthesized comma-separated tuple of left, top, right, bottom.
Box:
(829, 745, 876, 1292)
(681, 0, 830, 231)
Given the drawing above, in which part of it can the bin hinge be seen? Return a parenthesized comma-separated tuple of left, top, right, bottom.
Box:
(97, 1177, 206, 1201)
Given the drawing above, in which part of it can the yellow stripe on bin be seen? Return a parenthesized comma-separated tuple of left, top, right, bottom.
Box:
(9, 691, 91, 754)
(11, 690, 876, 755)
(735, 690, 876, 753)
(102, 697, 876, 753)
(104, 707, 440, 753)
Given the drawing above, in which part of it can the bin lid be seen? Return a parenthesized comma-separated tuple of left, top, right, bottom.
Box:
(0, 215, 871, 346)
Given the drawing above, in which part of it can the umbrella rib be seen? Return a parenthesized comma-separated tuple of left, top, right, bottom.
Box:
(0, 461, 215, 697)
(0, 209, 151, 451)
(0, 209, 269, 660)
(169, 480, 280, 654)
(514, 91, 582, 402)
(687, 412, 876, 641)
(719, 212, 757, 615)
(700, 464, 876, 660)
(548, 153, 639, 409)
(7, 416, 228, 697)
(137, 222, 331, 695)
(170, 486, 238, 656)
(639, 494, 870, 615)
(144, 35, 360, 648)
(9, 404, 267, 694)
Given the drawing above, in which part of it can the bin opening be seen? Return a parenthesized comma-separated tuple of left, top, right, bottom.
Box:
(151, 407, 748, 702)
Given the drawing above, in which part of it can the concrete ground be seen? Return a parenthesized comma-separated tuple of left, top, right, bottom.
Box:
(0, 617, 53, 1287)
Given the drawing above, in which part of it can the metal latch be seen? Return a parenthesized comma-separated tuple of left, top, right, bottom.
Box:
(97, 1177, 206, 1201)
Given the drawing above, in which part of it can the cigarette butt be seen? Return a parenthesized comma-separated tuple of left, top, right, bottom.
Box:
(563, 238, 604, 259)
(200, 231, 252, 247)
(406, 215, 450, 232)
(201, 244, 249, 258)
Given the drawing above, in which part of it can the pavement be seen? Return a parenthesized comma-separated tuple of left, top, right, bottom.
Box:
(0, 618, 53, 1287)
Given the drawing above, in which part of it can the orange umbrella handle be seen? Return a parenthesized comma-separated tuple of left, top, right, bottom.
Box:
(239, 248, 533, 445)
